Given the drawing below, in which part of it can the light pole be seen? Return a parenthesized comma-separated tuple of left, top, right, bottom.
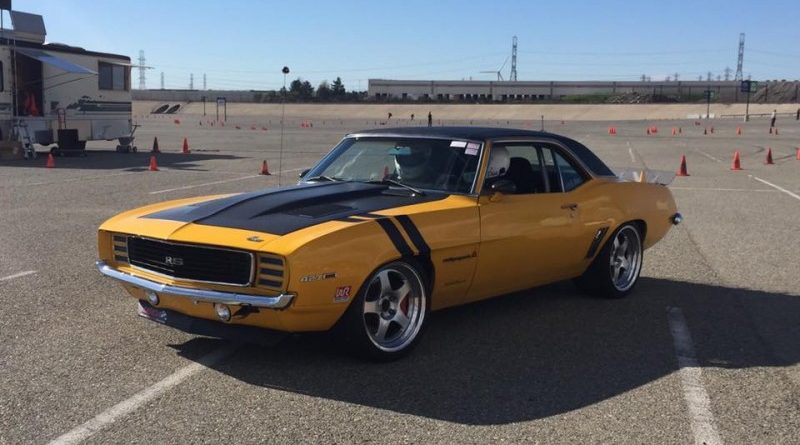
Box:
(279, 66, 289, 186)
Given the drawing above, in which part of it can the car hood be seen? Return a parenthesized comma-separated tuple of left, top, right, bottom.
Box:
(140, 181, 448, 237)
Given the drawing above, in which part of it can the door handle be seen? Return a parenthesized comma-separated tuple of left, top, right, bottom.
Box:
(561, 203, 578, 211)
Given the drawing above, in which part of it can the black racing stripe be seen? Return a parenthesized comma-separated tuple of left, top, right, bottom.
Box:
(142, 181, 448, 236)
(375, 218, 414, 257)
(394, 215, 430, 255)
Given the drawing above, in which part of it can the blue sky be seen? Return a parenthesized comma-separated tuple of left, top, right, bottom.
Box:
(16, 0, 800, 91)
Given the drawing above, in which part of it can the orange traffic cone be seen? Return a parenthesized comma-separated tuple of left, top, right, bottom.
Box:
(148, 156, 159, 171)
(736, 126, 742, 135)
(765, 148, 774, 165)
(151, 137, 160, 153)
(260, 160, 271, 175)
(731, 151, 742, 171)
(671, 128, 677, 136)
(182, 137, 190, 154)
(676, 155, 689, 176)
(46, 153, 55, 168)
(173, 119, 181, 125)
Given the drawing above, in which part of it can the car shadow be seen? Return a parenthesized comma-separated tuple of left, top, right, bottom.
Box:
(0, 150, 243, 171)
(169, 278, 799, 425)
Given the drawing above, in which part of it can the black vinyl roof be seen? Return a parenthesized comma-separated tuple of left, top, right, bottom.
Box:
(349, 126, 616, 177)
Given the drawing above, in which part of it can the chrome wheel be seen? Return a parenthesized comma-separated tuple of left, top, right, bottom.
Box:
(362, 263, 426, 353)
(609, 225, 642, 292)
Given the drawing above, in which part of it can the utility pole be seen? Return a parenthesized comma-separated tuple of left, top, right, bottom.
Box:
(674, 73, 679, 81)
(510, 36, 518, 81)
(189, 73, 194, 90)
(735, 33, 745, 81)
(707, 72, 712, 82)
(724, 67, 732, 81)
(279, 66, 290, 186)
(160, 72, 164, 90)
(203, 73, 207, 90)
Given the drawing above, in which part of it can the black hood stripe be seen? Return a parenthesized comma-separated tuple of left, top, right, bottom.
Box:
(375, 218, 414, 257)
(143, 182, 447, 236)
(395, 215, 430, 255)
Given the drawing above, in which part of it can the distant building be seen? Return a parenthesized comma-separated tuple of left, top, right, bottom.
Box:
(368, 79, 744, 102)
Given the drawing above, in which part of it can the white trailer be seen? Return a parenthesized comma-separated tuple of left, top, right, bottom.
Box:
(0, 10, 132, 158)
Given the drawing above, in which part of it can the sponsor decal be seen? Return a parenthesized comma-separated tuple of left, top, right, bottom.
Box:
(300, 272, 337, 283)
(443, 251, 477, 263)
(334, 286, 352, 302)
(450, 140, 467, 148)
(246, 235, 264, 242)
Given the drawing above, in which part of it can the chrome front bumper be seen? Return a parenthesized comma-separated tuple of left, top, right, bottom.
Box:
(95, 261, 295, 309)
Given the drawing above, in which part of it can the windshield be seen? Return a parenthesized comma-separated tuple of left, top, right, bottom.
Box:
(304, 137, 483, 194)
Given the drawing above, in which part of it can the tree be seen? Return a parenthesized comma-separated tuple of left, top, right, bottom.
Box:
(331, 77, 346, 97)
(289, 78, 315, 101)
(317, 81, 332, 101)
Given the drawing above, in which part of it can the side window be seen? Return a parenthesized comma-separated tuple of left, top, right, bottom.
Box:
(495, 144, 547, 194)
(0, 61, 4, 92)
(540, 147, 562, 193)
(553, 151, 587, 192)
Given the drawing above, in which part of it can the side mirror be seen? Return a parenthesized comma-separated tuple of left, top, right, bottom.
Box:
(299, 168, 310, 179)
(489, 179, 516, 194)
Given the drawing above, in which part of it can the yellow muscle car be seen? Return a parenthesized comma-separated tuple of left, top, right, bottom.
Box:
(97, 127, 680, 360)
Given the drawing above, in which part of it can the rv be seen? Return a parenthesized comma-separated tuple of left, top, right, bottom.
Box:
(0, 9, 132, 158)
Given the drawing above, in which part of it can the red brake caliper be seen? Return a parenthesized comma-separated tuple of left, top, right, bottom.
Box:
(399, 293, 409, 316)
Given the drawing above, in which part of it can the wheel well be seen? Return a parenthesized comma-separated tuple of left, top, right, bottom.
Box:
(628, 219, 647, 240)
(408, 255, 435, 296)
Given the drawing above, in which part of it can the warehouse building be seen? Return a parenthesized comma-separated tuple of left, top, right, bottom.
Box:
(368, 79, 745, 102)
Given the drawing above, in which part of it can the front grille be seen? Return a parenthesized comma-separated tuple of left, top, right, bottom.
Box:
(127, 237, 253, 286)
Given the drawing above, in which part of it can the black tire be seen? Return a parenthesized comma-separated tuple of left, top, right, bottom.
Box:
(337, 260, 429, 361)
(574, 223, 643, 299)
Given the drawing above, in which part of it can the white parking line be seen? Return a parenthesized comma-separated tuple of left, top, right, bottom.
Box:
(149, 167, 309, 194)
(671, 186, 776, 193)
(667, 307, 723, 445)
(149, 175, 262, 194)
(18, 172, 138, 187)
(0, 270, 37, 282)
(695, 150, 722, 163)
(750, 176, 800, 202)
(48, 347, 236, 445)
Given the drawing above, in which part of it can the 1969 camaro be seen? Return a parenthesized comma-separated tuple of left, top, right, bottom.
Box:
(97, 127, 680, 360)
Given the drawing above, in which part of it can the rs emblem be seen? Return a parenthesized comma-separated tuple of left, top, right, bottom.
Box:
(164, 256, 184, 266)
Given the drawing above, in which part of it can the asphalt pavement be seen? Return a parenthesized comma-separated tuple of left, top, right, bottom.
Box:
(0, 113, 798, 444)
